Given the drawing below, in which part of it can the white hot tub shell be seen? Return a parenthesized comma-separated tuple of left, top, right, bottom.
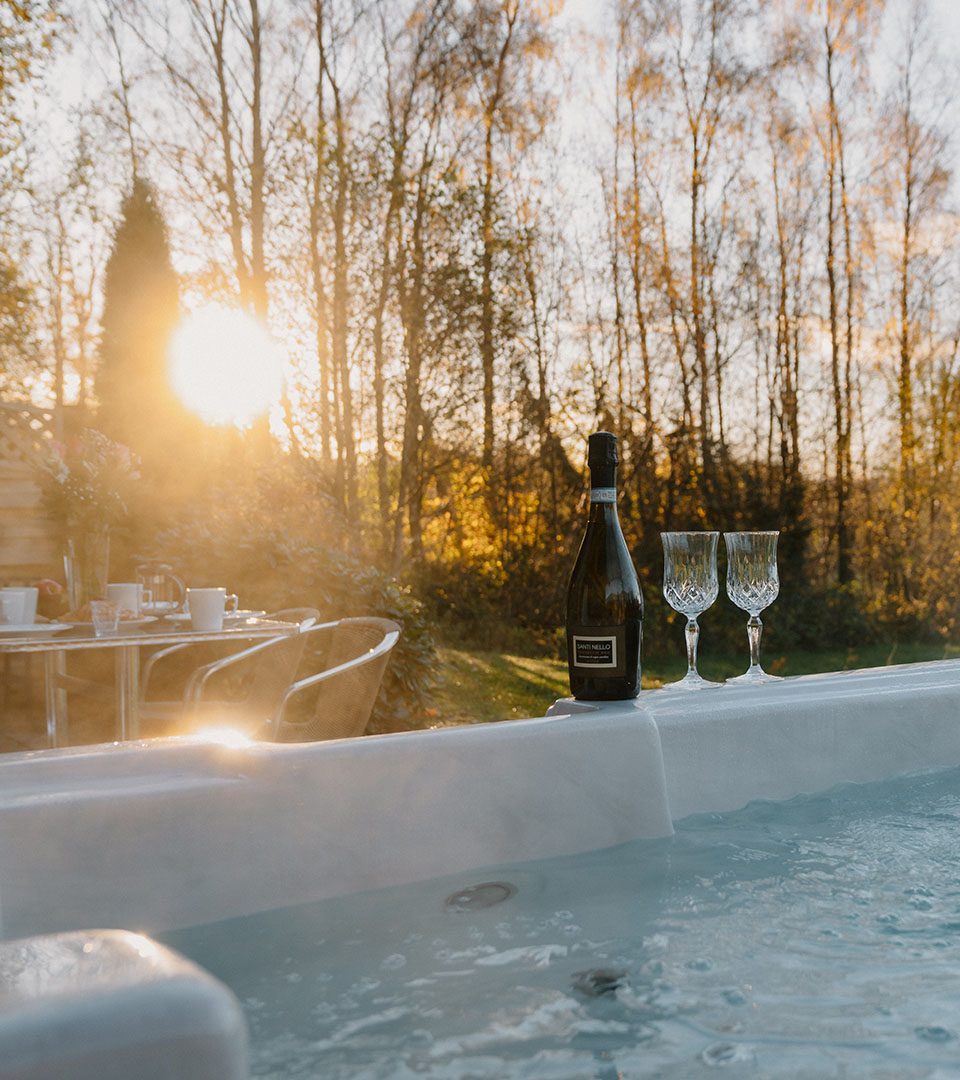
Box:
(3, 659, 960, 1077)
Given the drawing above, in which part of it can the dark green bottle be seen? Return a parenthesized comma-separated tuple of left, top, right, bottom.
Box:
(565, 432, 643, 700)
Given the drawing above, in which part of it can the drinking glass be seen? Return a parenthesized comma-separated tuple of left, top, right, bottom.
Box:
(724, 531, 781, 684)
(661, 531, 721, 690)
(90, 600, 119, 638)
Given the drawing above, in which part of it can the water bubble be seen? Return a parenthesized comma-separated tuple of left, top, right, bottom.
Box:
(572, 968, 628, 997)
(722, 988, 747, 1006)
(915, 1025, 955, 1042)
(643, 933, 669, 951)
(381, 954, 407, 971)
(701, 1041, 754, 1067)
(687, 957, 713, 971)
(444, 883, 517, 913)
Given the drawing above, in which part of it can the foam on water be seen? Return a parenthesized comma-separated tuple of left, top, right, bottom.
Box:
(163, 767, 960, 1078)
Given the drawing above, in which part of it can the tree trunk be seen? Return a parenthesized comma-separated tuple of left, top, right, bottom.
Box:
(247, 0, 268, 316)
(690, 132, 712, 502)
(48, 225, 66, 410)
(480, 118, 496, 471)
(824, 28, 851, 585)
(210, 1, 251, 305)
(393, 152, 430, 570)
(310, 0, 331, 464)
(478, 2, 518, 481)
(371, 147, 404, 550)
(316, 13, 358, 518)
(897, 73, 916, 509)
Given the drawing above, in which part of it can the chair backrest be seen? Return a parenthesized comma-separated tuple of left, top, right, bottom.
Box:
(275, 617, 400, 743)
(233, 608, 320, 721)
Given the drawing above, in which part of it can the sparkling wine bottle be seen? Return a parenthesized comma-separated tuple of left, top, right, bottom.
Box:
(565, 431, 643, 700)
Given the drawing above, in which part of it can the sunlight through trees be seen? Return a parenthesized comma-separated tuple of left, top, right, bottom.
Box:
(2, 0, 959, 655)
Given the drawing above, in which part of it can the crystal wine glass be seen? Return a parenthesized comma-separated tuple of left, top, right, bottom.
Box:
(724, 531, 781, 684)
(661, 531, 721, 690)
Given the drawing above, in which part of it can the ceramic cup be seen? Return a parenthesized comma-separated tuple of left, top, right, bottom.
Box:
(186, 588, 239, 632)
(106, 583, 150, 615)
(0, 587, 38, 625)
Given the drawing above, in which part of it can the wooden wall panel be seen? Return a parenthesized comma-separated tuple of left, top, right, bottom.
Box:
(0, 402, 64, 582)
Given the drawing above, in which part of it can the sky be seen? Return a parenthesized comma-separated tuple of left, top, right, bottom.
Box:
(19, 0, 960, 444)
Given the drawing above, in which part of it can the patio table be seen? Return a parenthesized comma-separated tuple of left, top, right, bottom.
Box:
(0, 619, 300, 748)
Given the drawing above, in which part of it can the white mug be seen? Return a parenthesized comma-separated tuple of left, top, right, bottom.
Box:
(0, 587, 38, 625)
(106, 583, 149, 615)
(186, 588, 238, 632)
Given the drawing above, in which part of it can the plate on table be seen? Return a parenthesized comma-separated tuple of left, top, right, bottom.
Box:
(140, 602, 181, 618)
(226, 609, 267, 623)
(165, 610, 267, 625)
(0, 622, 73, 636)
(62, 617, 159, 633)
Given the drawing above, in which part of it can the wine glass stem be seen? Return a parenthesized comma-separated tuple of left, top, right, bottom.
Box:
(685, 617, 700, 676)
(747, 614, 763, 670)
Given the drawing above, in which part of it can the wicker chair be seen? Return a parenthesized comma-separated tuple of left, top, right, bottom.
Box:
(269, 617, 400, 742)
(140, 608, 320, 734)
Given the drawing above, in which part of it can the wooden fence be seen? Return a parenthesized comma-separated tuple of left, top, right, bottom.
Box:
(0, 402, 63, 583)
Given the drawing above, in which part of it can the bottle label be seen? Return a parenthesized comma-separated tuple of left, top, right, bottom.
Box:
(572, 630, 622, 670)
(590, 488, 616, 503)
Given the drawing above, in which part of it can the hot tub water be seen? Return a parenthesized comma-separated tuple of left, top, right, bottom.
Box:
(163, 766, 960, 1078)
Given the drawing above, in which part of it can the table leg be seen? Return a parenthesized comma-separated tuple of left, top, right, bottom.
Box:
(43, 651, 68, 748)
(116, 646, 141, 742)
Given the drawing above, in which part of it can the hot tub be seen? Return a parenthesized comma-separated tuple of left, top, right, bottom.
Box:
(3, 661, 960, 1077)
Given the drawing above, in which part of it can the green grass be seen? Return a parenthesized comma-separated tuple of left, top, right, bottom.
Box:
(432, 640, 960, 727)
(431, 649, 570, 726)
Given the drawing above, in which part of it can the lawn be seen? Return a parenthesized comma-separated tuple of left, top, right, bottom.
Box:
(431, 640, 960, 727)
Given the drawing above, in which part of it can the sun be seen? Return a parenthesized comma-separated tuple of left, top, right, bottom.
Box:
(168, 304, 284, 427)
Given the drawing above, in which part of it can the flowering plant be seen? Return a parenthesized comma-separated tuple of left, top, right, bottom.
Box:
(40, 429, 141, 535)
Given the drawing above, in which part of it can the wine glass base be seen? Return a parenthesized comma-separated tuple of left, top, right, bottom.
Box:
(724, 668, 782, 686)
(659, 672, 723, 691)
